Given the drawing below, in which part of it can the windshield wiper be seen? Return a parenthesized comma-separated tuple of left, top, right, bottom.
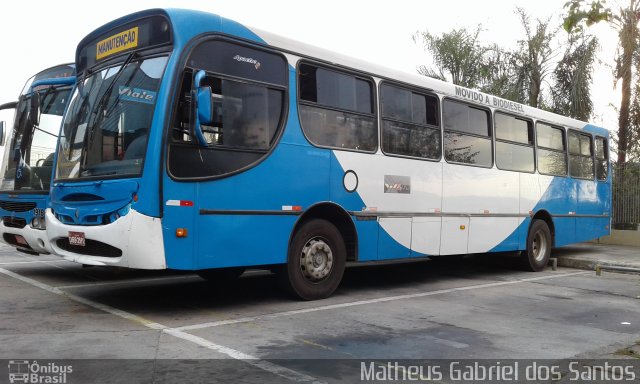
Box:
(88, 51, 138, 130)
(81, 51, 139, 169)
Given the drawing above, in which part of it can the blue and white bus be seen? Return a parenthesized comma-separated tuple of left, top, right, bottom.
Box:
(46, 9, 610, 300)
(0, 64, 75, 254)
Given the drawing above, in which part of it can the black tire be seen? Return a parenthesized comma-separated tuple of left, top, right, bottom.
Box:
(522, 219, 552, 271)
(280, 219, 346, 300)
(197, 267, 245, 283)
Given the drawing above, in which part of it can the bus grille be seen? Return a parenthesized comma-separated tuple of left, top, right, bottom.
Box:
(56, 238, 123, 258)
(0, 201, 36, 212)
(3, 217, 27, 229)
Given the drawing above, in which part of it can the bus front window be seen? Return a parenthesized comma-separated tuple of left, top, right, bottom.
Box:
(0, 85, 70, 192)
(56, 56, 167, 180)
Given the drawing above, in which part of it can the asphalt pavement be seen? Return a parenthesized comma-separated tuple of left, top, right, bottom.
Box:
(0, 243, 638, 383)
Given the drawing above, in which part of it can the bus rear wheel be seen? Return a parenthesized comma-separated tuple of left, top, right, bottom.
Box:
(522, 219, 551, 271)
(281, 219, 346, 300)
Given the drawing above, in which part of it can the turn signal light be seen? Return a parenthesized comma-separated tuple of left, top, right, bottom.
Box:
(176, 228, 188, 238)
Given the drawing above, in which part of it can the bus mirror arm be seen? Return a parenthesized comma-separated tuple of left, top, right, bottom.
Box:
(0, 121, 5, 146)
(192, 70, 213, 147)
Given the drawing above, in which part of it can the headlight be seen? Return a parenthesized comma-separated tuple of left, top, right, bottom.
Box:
(30, 216, 46, 230)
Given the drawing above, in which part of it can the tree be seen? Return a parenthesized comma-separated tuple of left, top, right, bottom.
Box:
(413, 8, 599, 122)
(551, 34, 599, 120)
(413, 26, 489, 88)
(563, 0, 640, 164)
(480, 45, 528, 103)
(512, 8, 559, 109)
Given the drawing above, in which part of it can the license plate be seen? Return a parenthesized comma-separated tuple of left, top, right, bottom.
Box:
(15, 235, 27, 246)
(68, 231, 86, 247)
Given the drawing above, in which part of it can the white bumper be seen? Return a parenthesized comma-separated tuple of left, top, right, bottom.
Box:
(0, 222, 51, 254)
(45, 208, 166, 269)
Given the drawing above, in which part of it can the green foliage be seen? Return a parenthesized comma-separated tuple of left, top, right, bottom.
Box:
(551, 34, 599, 121)
(562, 0, 611, 33)
(563, 0, 640, 164)
(415, 7, 598, 122)
(413, 26, 489, 89)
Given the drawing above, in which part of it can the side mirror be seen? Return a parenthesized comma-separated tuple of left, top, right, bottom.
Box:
(0, 121, 5, 146)
(29, 92, 41, 127)
(0, 101, 17, 111)
(192, 70, 212, 147)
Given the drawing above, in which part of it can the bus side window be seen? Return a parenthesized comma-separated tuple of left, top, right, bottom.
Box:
(298, 63, 377, 152)
(380, 83, 440, 160)
(536, 122, 567, 176)
(568, 130, 594, 180)
(443, 99, 492, 167)
(168, 39, 287, 179)
(595, 136, 608, 180)
(495, 112, 534, 173)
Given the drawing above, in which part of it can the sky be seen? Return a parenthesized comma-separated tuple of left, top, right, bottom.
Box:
(0, 0, 621, 133)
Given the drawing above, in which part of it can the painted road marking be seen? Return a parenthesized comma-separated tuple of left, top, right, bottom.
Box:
(175, 271, 591, 332)
(0, 267, 322, 383)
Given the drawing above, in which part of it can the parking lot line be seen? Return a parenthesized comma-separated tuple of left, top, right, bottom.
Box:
(0, 267, 321, 383)
(174, 271, 591, 332)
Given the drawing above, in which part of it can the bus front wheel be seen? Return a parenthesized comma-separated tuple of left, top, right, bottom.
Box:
(522, 219, 551, 271)
(281, 219, 346, 300)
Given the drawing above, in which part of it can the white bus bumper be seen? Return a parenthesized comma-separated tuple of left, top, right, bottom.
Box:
(0, 223, 51, 254)
(45, 208, 166, 269)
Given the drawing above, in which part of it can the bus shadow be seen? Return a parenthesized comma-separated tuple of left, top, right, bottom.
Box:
(61, 252, 533, 316)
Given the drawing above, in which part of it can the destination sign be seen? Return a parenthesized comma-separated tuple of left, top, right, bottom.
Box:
(96, 26, 139, 60)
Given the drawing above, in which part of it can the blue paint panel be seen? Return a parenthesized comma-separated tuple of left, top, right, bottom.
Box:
(553, 217, 576, 246)
(50, 179, 138, 225)
(195, 215, 297, 269)
(353, 220, 379, 261)
(0, 193, 47, 222)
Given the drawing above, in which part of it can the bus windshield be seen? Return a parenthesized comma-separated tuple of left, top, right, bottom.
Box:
(56, 55, 167, 180)
(0, 84, 72, 192)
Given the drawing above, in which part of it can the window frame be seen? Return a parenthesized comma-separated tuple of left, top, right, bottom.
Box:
(296, 59, 378, 154)
(567, 129, 595, 180)
(493, 111, 535, 174)
(594, 135, 609, 182)
(535, 121, 568, 177)
(165, 35, 290, 181)
(442, 97, 493, 168)
(379, 80, 442, 162)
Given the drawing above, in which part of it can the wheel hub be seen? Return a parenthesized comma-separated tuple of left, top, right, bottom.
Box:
(532, 231, 548, 262)
(300, 238, 333, 282)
